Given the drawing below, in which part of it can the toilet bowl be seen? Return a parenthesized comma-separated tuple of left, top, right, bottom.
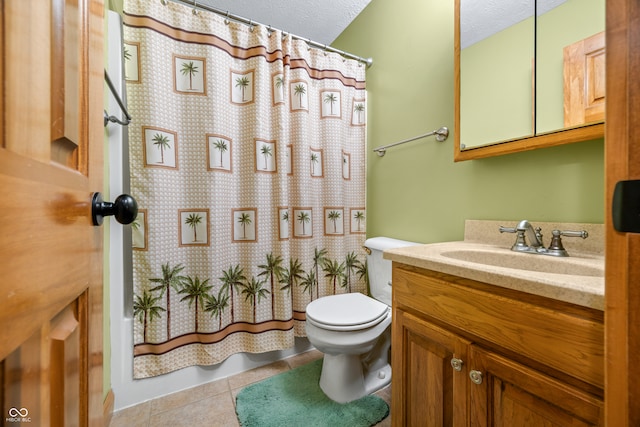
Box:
(305, 237, 419, 403)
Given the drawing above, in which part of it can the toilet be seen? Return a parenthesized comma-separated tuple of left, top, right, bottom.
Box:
(305, 237, 419, 403)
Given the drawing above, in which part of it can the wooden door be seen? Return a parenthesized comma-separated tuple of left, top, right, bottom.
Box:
(563, 31, 606, 127)
(605, 0, 640, 424)
(468, 346, 604, 427)
(391, 309, 470, 427)
(0, 0, 104, 426)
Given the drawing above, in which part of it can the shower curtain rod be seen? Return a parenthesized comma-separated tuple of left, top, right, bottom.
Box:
(168, 0, 373, 67)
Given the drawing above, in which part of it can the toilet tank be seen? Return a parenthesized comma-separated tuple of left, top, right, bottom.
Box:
(364, 237, 420, 306)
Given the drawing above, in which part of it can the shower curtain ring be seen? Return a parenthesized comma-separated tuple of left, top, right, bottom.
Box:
(160, 0, 167, 5)
(267, 25, 273, 37)
(192, 0, 199, 15)
(224, 11, 230, 25)
(249, 19, 254, 32)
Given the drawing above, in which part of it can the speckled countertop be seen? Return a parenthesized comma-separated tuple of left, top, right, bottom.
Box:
(383, 220, 605, 311)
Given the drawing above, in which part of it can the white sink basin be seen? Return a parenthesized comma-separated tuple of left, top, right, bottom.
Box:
(440, 249, 604, 277)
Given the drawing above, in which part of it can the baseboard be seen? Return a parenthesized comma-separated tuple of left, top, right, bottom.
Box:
(103, 389, 115, 426)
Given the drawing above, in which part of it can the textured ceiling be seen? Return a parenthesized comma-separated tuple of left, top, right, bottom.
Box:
(460, 0, 567, 49)
(196, 0, 372, 46)
(180, 1, 568, 55)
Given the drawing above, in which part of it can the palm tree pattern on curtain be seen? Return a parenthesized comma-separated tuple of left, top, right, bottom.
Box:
(124, 0, 367, 379)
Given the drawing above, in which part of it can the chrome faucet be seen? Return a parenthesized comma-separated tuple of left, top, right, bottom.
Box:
(499, 220, 588, 257)
(499, 220, 544, 253)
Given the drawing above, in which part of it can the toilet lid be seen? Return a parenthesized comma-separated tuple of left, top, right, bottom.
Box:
(306, 293, 389, 331)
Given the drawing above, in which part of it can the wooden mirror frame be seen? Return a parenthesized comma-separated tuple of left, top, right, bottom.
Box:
(453, 0, 605, 162)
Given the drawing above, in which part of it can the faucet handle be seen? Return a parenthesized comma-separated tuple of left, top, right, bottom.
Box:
(499, 226, 517, 234)
(547, 229, 589, 257)
(557, 230, 589, 239)
(499, 225, 529, 251)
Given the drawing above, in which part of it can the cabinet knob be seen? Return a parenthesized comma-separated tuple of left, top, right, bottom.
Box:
(450, 357, 464, 372)
(469, 370, 483, 385)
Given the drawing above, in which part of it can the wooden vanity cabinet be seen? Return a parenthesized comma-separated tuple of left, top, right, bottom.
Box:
(469, 346, 602, 426)
(392, 309, 470, 426)
(391, 264, 604, 427)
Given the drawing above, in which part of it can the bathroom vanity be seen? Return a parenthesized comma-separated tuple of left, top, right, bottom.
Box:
(385, 220, 605, 426)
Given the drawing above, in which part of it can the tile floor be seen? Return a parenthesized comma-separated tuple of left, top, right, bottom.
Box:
(108, 349, 392, 427)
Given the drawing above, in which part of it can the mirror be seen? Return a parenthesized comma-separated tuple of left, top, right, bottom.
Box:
(459, 0, 535, 149)
(536, 0, 605, 134)
(455, 0, 606, 161)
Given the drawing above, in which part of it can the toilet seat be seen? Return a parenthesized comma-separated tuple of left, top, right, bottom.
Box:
(306, 293, 390, 331)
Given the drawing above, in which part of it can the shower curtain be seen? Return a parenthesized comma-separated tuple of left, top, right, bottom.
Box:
(123, 0, 367, 379)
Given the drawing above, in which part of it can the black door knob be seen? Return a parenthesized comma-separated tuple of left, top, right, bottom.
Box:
(613, 180, 640, 233)
(92, 192, 138, 226)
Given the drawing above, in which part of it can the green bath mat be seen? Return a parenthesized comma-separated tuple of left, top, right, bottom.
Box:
(235, 358, 389, 427)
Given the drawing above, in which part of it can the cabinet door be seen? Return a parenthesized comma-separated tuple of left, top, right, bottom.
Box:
(563, 31, 606, 127)
(468, 346, 603, 427)
(392, 309, 470, 427)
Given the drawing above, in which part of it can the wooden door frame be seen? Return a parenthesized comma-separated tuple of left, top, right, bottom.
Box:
(604, 0, 640, 424)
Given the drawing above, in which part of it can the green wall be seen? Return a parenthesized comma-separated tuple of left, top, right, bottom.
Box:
(333, 0, 604, 244)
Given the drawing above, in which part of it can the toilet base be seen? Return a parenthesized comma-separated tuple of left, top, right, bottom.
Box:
(319, 353, 392, 403)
